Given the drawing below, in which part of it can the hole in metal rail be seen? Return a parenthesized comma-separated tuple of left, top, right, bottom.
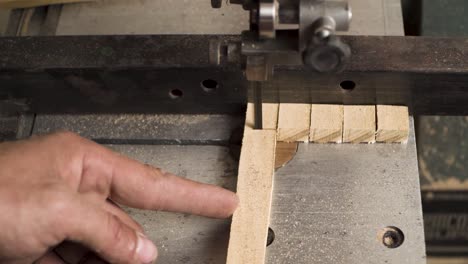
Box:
(340, 80, 356, 91)
(201, 79, 219, 92)
(169, 89, 183, 99)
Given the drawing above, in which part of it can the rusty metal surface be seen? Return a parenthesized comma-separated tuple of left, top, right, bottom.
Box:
(0, 115, 18, 141)
(32, 114, 244, 145)
(1, 35, 468, 115)
(1, 35, 467, 72)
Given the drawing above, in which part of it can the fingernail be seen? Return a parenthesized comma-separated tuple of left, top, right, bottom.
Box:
(136, 233, 158, 264)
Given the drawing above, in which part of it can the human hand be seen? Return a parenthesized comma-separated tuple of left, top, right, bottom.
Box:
(0, 132, 238, 264)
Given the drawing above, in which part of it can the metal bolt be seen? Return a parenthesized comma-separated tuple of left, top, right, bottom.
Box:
(303, 35, 350, 73)
(380, 227, 404, 249)
(315, 28, 332, 40)
(383, 233, 395, 247)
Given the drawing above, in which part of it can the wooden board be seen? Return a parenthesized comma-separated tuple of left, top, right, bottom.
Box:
(343, 105, 376, 144)
(376, 105, 409, 143)
(245, 103, 279, 131)
(0, 0, 93, 8)
(277, 103, 311, 142)
(310, 104, 344, 143)
(226, 129, 277, 264)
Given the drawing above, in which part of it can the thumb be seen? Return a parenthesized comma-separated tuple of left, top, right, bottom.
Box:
(64, 198, 158, 264)
(35, 252, 66, 264)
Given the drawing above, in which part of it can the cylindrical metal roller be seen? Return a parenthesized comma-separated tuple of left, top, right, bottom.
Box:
(258, 0, 278, 39)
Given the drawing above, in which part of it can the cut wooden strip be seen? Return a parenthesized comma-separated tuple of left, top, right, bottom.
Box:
(310, 104, 343, 143)
(275, 142, 298, 170)
(376, 105, 409, 143)
(277, 103, 311, 142)
(0, 0, 93, 9)
(245, 103, 279, 131)
(343, 105, 376, 144)
(226, 129, 277, 264)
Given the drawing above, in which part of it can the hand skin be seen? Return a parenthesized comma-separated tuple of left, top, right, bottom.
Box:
(0, 132, 239, 264)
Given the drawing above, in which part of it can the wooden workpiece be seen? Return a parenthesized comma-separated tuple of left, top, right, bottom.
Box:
(226, 129, 277, 264)
(376, 105, 409, 143)
(245, 103, 279, 131)
(277, 103, 311, 142)
(275, 142, 298, 170)
(0, 0, 93, 8)
(310, 104, 344, 143)
(343, 105, 376, 144)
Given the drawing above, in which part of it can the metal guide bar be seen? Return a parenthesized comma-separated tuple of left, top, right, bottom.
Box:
(0, 35, 467, 115)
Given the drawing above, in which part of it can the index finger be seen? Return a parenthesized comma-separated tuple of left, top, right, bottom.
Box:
(79, 138, 239, 219)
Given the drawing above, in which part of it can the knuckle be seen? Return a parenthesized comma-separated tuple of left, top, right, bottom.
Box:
(44, 132, 86, 157)
(40, 131, 82, 157)
(50, 131, 81, 145)
(107, 214, 124, 242)
(45, 131, 87, 176)
(106, 214, 139, 262)
(51, 131, 80, 143)
(134, 221, 144, 233)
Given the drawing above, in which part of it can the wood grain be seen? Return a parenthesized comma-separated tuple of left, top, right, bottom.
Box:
(343, 105, 376, 144)
(226, 129, 277, 264)
(310, 104, 343, 143)
(376, 105, 409, 143)
(275, 142, 298, 170)
(277, 103, 311, 142)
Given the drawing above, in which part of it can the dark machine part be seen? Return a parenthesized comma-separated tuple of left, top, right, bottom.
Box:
(1, 35, 468, 116)
(212, 0, 352, 128)
(411, 0, 468, 257)
(423, 191, 468, 256)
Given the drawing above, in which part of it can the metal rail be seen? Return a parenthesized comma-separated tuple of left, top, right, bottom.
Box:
(0, 35, 467, 115)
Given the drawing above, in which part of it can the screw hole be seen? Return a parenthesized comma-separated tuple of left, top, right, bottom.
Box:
(340, 80, 356, 91)
(169, 89, 183, 99)
(379, 226, 404, 249)
(201, 79, 219, 92)
(266, 227, 275, 247)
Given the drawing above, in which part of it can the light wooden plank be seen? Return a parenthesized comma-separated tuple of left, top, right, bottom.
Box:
(343, 105, 376, 143)
(226, 129, 276, 264)
(245, 103, 279, 131)
(376, 105, 409, 143)
(310, 104, 343, 143)
(0, 0, 93, 8)
(277, 103, 311, 142)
